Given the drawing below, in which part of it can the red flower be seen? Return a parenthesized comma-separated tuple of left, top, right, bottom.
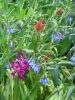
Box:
(35, 20, 44, 31)
(42, 54, 48, 62)
(56, 7, 62, 14)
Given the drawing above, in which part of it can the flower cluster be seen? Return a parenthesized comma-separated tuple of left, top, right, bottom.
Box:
(40, 75, 48, 85)
(11, 50, 29, 80)
(70, 53, 75, 63)
(51, 32, 65, 41)
(28, 58, 40, 72)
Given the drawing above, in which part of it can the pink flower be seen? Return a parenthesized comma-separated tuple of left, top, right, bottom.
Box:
(11, 72, 16, 77)
(11, 50, 29, 80)
(18, 69, 25, 75)
(18, 75, 24, 80)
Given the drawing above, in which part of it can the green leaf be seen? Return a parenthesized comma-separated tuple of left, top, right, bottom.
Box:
(51, 66, 59, 87)
(45, 84, 64, 100)
(20, 82, 30, 100)
(0, 50, 10, 66)
(0, 91, 6, 100)
(16, 0, 25, 10)
(14, 77, 20, 100)
(65, 86, 75, 100)
(30, 82, 40, 100)
(60, 38, 71, 56)
(7, 4, 15, 17)
(67, 0, 72, 8)
(70, 46, 75, 52)
(36, 4, 54, 10)
(15, 39, 24, 51)
(70, 34, 75, 45)
(58, 61, 75, 67)
(68, 73, 75, 80)
(0, 65, 5, 81)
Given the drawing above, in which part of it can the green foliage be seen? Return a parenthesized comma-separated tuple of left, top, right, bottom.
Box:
(0, 0, 75, 100)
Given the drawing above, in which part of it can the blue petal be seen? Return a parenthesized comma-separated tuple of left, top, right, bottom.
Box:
(40, 77, 48, 85)
(5, 62, 9, 68)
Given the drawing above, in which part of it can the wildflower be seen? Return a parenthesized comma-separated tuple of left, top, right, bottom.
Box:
(56, 7, 62, 14)
(55, 33, 60, 41)
(51, 34, 55, 39)
(40, 75, 48, 85)
(7, 28, 13, 34)
(11, 72, 16, 77)
(28, 58, 40, 72)
(42, 54, 48, 62)
(51, 32, 65, 41)
(5, 62, 9, 68)
(18, 74, 24, 80)
(67, 15, 72, 21)
(35, 19, 44, 31)
(11, 50, 29, 80)
(70, 53, 75, 63)
(57, 89, 60, 98)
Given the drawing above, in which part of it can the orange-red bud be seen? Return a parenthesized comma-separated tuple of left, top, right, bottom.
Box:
(42, 54, 48, 62)
(56, 7, 62, 14)
(35, 20, 44, 31)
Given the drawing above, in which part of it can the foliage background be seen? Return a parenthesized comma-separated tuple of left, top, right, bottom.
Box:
(0, 0, 75, 100)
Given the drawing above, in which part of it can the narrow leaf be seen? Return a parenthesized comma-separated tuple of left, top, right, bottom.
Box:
(65, 86, 75, 100)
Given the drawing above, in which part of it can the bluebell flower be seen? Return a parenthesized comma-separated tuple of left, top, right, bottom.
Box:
(67, 15, 72, 21)
(5, 62, 9, 68)
(40, 76, 48, 85)
(70, 54, 75, 63)
(55, 34, 60, 41)
(57, 89, 60, 98)
(28, 58, 40, 72)
(7, 28, 13, 34)
(51, 34, 55, 39)
(33, 65, 40, 72)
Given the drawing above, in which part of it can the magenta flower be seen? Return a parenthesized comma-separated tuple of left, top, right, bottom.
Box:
(11, 50, 29, 80)
(11, 72, 16, 77)
(18, 75, 24, 80)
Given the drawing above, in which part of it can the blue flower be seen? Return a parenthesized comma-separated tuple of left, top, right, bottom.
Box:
(28, 58, 40, 72)
(57, 89, 60, 98)
(62, 34, 65, 39)
(40, 76, 48, 85)
(7, 28, 13, 34)
(67, 15, 72, 21)
(51, 34, 55, 39)
(5, 62, 9, 68)
(70, 54, 75, 63)
(55, 34, 60, 41)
